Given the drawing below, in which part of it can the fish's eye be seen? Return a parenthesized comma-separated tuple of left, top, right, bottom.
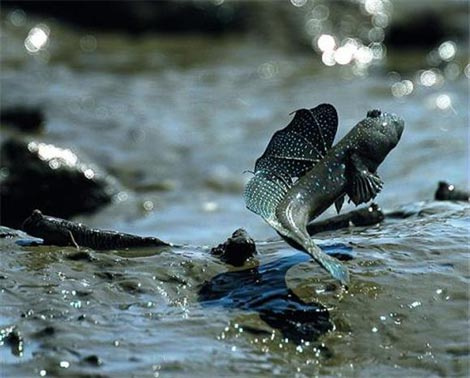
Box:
(367, 109, 381, 118)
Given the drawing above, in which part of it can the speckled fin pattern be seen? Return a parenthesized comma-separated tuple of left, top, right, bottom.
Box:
(244, 169, 291, 225)
(245, 104, 338, 223)
(254, 103, 338, 179)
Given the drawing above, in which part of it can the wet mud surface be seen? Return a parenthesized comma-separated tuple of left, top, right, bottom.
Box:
(1, 201, 469, 377)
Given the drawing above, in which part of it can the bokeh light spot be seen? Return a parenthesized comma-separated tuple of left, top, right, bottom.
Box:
(334, 45, 355, 65)
(80, 35, 97, 52)
(436, 94, 451, 110)
(321, 51, 336, 66)
(9, 9, 26, 27)
(464, 64, 470, 79)
(24, 24, 50, 54)
(420, 70, 438, 86)
(438, 41, 456, 61)
(143, 200, 154, 211)
(311, 5, 330, 21)
(84, 169, 95, 179)
(365, 0, 385, 15)
(317, 34, 336, 52)
(355, 46, 373, 64)
(290, 0, 307, 7)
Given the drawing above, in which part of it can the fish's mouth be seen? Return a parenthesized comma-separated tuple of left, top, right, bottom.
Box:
(389, 113, 405, 138)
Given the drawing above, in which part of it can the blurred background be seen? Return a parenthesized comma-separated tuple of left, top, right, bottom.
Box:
(1, 0, 468, 244)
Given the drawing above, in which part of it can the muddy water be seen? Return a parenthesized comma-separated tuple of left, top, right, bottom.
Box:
(1, 8, 469, 378)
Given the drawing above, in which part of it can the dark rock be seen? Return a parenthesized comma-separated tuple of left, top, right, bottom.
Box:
(33, 326, 56, 338)
(1, 1, 249, 35)
(307, 203, 384, 236)
(211, 228, 257, 266)
(0, 138, 118, 229)
(386, 12, 447, 49)
(81, 354, 102, 366)
(350, 203, 385, 226)
(385, 4, 468, 50)
(0, 326, 24, 357)
(435, 181, 469, 202)
(0, 106, 44, 133)
(117, 279, 145, 294)
(22, 209, 169, 249)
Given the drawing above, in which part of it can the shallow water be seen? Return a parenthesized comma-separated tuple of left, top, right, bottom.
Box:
(1, 6, 469, 378)
(1, 200, 469, 377)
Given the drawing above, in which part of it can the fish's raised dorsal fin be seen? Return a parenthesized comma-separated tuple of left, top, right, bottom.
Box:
(254, 103, 338, 179)
(244, 169, 292, 227)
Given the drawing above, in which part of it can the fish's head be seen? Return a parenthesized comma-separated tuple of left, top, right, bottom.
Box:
(353, 109, 404, 171)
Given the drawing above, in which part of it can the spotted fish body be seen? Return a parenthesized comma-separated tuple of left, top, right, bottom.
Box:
(245, 104, 404, 285)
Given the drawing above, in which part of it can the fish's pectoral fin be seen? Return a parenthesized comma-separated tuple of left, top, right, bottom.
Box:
(334, 194, 345, 214)
(346, 154, 384, 206)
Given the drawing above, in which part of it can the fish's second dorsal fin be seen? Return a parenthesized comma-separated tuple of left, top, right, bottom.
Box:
(254, 103, 338, 179)
(244, 169, 291, 227)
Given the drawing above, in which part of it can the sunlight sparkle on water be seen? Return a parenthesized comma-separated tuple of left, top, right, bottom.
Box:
(334, 43, 356, 65)
(364, 0, 385, 15)
(143, 200, 154, 211)
(59, 361, 70, 368)
(28, 142, 78, 167)
(420, 70, 438, 87)
(317, 34, 336, 52)
(290, 0, 307, 7)
(391, 79, 413, 97)
(24, 24, 50, 53)
(311, 4, 330, 21)
(354, 46, 373, 64)
(9, 9, 26, 26)
(321, 51, 336, 66)
(435, 94, 452, 110)
(465, 64, 470, 78)
(438, 41, 457, 61)
(84, 168, 95, 179)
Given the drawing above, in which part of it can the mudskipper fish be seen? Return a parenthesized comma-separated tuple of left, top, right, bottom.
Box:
(244, 104, 404, 285)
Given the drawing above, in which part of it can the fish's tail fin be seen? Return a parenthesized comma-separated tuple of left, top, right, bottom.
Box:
(307, 241, 350, 286)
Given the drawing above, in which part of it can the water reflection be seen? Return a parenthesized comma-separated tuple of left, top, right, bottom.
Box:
(199, 244, 353, 344)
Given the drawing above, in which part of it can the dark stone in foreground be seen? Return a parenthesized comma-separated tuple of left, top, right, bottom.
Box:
(307, 203, 385, 236)
(199, 247, 356, 343)
(0, 106, 44, 133)
(81, 354, 102, 367)
(0, 326, 23, 357)
(210, 228, 256, 266)
(22, 209, 169, 250)
(435, 181, 469, 202)
(0, 138, 118, 229)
